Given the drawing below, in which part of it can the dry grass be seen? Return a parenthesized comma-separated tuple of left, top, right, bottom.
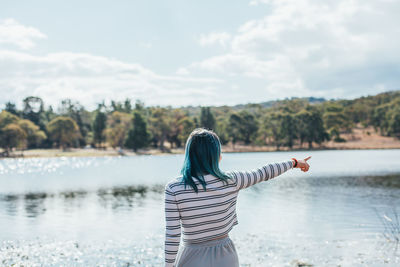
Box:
(324, 126, 400, 150)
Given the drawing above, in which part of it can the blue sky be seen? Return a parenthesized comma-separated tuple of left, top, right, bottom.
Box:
(1, 0, 399, 109)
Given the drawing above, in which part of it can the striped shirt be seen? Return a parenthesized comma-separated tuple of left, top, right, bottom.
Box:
(164, 160, 294, 267)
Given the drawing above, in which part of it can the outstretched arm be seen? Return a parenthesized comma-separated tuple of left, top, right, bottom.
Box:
(164, 184, 181, 267)
(228, 156, 311, 190)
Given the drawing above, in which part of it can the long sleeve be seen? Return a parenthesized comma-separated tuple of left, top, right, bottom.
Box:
(229, 160, 293, 190)
(164, 184, 181, 267)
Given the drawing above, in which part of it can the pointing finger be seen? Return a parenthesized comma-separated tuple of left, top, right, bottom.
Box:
(304, 156, 312, 161)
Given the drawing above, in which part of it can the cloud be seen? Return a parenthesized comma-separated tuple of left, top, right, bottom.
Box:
(2, 2, 400, 110)
(0, 49, 223, 109)
(0, 18, 47, 49)
(176, 67, 190, 75)
(0, 19, 230, 108)
(189, 0, 400, 99)
(198, 32, 231, 48)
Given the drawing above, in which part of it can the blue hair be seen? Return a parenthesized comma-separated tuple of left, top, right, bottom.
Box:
(181, 128, 231, 193)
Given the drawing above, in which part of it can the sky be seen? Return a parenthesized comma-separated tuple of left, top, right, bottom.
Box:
(1, 0, 399, 109)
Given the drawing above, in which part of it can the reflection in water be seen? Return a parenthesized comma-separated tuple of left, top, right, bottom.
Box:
(3, 195, 19, 216)
(0, 175, 399, 219)
(24, 193, 48, 218)
(1, 184, 165, 218)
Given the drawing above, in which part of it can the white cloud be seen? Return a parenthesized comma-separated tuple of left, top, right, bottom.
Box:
(198, 32, 231, 48)
(189, 0, 400, 99)
(2, 1, 400, 110)
(0, 19, 230, 108)
(0, 19, 47, 49)
(0, 49, 223, 108)
(176, 67, 190, 75)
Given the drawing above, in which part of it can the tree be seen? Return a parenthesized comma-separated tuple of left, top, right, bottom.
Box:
(280, 113, 297, 149)
(92, 105, 107, 148)
(0, 124, 26, 156)
(260, 112, 283, 149)
(215, 118, 229, 145)
(227, 111, 259, 146)
(148, 108, 171, 151)
(59, 99, 91, 146)
(323, 103, 352, 140)
(47, 117, 80, 150)
(239, 111, 259, 144)
(123, 98, 132, 113)
(227, 113, 243, 147)
(125, 112, 150, 151)
(166, 110, 187, 148)
(104, 111, 131, 149)
(5, 102, 18, 115)
(22, 96, 45, 129)
(111, 100, 123, 112)
(0, 110, 19, 128)
(297, 106, 329, 149)
(0, 111, 22, 155)
(200, 107, 216, 130)
(388, 107, 400, 139)
(18, 119, 47, 148)
(177, 116, 195, 147)
(0, 111, 45, 153)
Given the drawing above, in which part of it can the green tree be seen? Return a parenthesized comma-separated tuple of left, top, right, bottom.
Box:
(92, 105, 107, 148)
(125, 111, 150, 151)
(215, 118, 229, 145)
(166, 110, 188, 148)
(177, 116, 196, 147)
(387, 107, 400, 139)
(22, 96, 45, 130)
(111, 100, 124, 112)
(148, 108, 171, 151)
(5, 102, 19, 116)
(104, 111, 131, 149)
(280, 113, 297, 149)
(0, 123, 26, 156)
(297, 106, 328, 149)
(123, 98, 132, 113)
(47, 116, 80, 150)
(0, 110, 19, 128)
(260, 112, 283, 149)
(18, 119, 47, 148)
(323, 103, 352, 140)
(227, 111, 259, 146)
(0, 111, 45, 152)
(59, 99, 91, 146)
(200, 107, 216, 130)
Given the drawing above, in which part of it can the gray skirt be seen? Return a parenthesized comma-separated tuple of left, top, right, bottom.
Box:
(175, 236, 239, 267)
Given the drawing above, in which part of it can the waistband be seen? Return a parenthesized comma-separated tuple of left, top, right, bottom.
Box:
(182, 235, 231, 248)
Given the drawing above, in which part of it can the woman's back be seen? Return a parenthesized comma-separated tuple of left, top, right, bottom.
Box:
(164, 160, 294, 266)
(166, 174, 239, 245)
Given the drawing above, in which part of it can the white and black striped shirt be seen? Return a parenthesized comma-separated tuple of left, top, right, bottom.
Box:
(164, 160, 293, 267)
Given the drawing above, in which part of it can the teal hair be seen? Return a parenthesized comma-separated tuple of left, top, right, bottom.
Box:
(181, 128, 231, 193)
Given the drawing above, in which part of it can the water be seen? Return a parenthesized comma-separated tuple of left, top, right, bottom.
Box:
(0, 149, 400, 266)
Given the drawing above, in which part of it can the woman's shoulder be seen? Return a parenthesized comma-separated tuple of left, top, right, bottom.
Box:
(165, 176, 184, 192)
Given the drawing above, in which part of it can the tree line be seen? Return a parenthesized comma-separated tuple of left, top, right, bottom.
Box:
(1, 91, 399, 155)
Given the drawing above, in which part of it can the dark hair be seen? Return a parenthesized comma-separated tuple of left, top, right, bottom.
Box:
(181, 128, 231, 193)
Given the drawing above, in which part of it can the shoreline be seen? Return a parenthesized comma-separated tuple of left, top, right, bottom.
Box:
(2, 127, 400, 159)
(2, 144, 400, 159)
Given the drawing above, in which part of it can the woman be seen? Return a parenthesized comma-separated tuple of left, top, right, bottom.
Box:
(164, 128, 310, 267)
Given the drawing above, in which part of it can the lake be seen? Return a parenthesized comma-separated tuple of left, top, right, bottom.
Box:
(1, 149, 400, 266)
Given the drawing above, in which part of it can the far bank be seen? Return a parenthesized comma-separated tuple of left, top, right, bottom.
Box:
(2, 127, 400, 159)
